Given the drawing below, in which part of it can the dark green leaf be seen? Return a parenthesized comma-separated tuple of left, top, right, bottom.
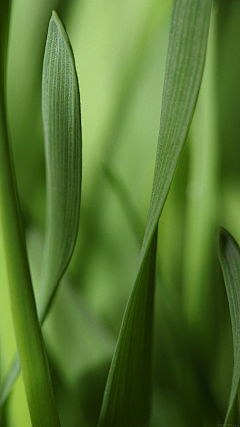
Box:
(98, 0, 212, 425)
(217, 227, 240, 423)
(38, 10, 82, 320)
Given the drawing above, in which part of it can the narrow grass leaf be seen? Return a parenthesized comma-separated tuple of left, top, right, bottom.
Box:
(0, 10, 82, 408)
(0, 0, 12, 412)
(0, 0, 11, 91)
(0, 5, 60, 427)
(39, 10, 82, 320)
(217, 227, 240, 424)
(99, 230, 158, 427)
(98, 0, 212, 425)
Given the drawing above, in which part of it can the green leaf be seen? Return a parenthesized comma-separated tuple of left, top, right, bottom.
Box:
(0, 5, 60, 427)
(217, 227, 240, 423)
(0, 0, 13, 413)
(0, 10, 82, 409)
(0, 0, 11, 90)
(98, 230, 158, 427)
(39, 10, 82, 320)
(98, 0, 212, 425)
(0, 0, 11, 141)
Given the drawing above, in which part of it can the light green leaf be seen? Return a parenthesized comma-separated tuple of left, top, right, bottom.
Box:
(0, 0, 13, 413)
(0, 0, 17, 414)
(217, 227, 240, 424)
(98, 0, 212, 425)
(0, 5, 60, 427)
(0, 10, 82, 409)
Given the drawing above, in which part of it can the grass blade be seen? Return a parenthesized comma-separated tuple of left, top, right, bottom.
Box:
(0, 0, 13, 410)
(0, 10, 82, 409)
(217, 227, 240, 423)
(98, 0, 212, 425)
(39, 10, 82, 320)
(0, 0, 11, 90)
(98, 230, 158, 426)
(0, 4, 60, 427)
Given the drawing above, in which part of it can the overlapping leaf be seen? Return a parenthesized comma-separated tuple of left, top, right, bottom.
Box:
(0, 10, 82, 408)
(217, 227, 240, 423)
(0, 5, 60, 427)
(98, 0, 212, 425)
(38, 10, 82, 320)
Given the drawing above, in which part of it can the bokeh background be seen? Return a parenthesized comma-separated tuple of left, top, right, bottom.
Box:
(0, 0, 240, 425)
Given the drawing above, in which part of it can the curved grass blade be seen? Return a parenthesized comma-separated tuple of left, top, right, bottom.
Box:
(217, 227, 240, 424)
(98, 0, 212, 425)
(0, 0, 13, 415)
(98, 230, 158, 427)
(0, 10, 82, 408)
(39, 10, 82, 321)
(0, 5, 60, 427)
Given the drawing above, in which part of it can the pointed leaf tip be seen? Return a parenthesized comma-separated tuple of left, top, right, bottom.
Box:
(40, 8, 82, 318)
(0, 10, 82, 409)
(98, 0, 212, 425)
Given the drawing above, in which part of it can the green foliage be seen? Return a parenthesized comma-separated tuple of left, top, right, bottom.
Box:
(0, 0, 240, 426)
(217, 228, 240, 424)
(98, 0, 212, 425)
(0, 5, 60, 427)
(0, 11, 82, 414)
(39, 11, 82, 320)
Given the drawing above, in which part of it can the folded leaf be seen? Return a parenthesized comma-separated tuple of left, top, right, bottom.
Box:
(98, 0, 212, 425)
(39, 10, 82, 320)
(0, 10, 82, 408)
(217, 227, 240, 423)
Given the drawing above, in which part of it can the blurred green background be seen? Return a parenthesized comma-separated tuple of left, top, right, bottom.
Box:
(0, 0, 240, 425)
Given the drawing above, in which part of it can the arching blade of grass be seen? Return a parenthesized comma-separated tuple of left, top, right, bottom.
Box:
(0, 10, 82, 409)
(97, 0, 212, 426)
(0, 5, 61, 427)
(217, 227, 240, 424)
